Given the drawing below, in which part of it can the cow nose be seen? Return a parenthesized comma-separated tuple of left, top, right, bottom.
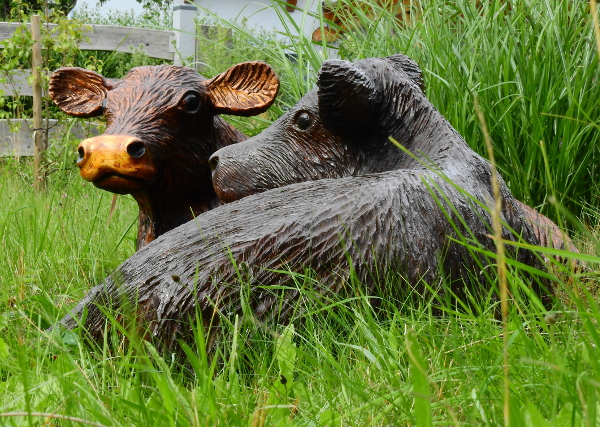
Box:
(76, 135, 156, 184)
(77, 145, 85, 164)
(209, 154, 219, 176)
(77, 136, 147, 167)
(76, 141, 90, 167)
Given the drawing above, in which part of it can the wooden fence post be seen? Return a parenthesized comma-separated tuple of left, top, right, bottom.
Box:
(31, 14, 45, 189)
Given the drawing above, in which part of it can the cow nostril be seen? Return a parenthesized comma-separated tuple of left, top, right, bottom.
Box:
(127, 141, 146, 158)
(209, 156, 219, 175)
(77, 146, 85, 163)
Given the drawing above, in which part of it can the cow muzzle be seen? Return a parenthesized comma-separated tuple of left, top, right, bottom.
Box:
(77, 135, 156, 194)
(209, 149, 264, 203)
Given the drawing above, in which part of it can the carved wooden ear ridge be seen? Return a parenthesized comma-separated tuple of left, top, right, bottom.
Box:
(203, 61, 280, 117)
(384, 54, 425, 94)
(317, 59, 376, 137)
(49, 67, 114, 118)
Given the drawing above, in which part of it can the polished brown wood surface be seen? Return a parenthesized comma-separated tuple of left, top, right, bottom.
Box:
(49, 62, 279, 249)
(56, 55, 565, 357)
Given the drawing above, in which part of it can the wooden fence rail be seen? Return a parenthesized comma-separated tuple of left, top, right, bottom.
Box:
(0, 22, 180, 158)
(0, 22, 176, 60)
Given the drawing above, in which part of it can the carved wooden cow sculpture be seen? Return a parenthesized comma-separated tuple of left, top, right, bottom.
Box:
(57, 55, 551, 354)
(49, 63, 279, 249)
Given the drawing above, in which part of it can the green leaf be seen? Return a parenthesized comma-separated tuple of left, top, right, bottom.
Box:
(275, 323, 296, 394)
(405, 326, 431, 427)
(554, 403, 582, 427)
(522, 401, 550, 427)
(0, 337, 9, 361)
(60, 329, 80, 346)
(319, 409, 342, 426)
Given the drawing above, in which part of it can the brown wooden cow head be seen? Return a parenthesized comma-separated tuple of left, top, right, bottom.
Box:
(50, 62, 279, 248)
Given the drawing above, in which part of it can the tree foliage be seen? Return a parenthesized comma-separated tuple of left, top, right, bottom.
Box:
(0, 0, 76, 20)
(0, 0, 174, 21)
(98, 0, 174, 10)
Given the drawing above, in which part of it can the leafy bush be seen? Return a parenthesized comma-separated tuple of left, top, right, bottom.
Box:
(0, 9, 86, 118)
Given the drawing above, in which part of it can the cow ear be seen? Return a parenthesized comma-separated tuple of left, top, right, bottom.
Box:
(317, 59, 377, 138)
(49, 67, 114, 118)
(203, 61, 280, 117)
(384, 54, 425, 94)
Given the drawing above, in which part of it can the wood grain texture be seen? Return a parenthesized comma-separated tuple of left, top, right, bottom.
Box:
(204, 62, 280, 116)
(31, 15, 44, 189)
(57, 55, 554, 356)
(49, 63, 279, 249)
(212, 55, 576, 253)
(59, 168, 544, 355)
(0, 22, 175, 60)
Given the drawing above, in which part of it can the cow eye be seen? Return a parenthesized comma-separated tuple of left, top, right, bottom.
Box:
(294, 111, 312, 131)
(180, 91, 201, 113)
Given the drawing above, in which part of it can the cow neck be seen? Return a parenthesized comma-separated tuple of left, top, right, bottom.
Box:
(132, 189, 223, 250)
(366, 92, 465, 173)
(131, 121, 248, 250)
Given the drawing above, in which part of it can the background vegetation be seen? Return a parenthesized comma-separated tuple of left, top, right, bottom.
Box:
(0, 0, 598, 425)
(0, 0, 172, 121)
(0, 0, 172, 21)
(195, 0, 600, 226)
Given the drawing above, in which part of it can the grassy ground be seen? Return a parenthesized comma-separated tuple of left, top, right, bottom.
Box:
(0, 162, 597, 426)
(0, 0, 599, 425)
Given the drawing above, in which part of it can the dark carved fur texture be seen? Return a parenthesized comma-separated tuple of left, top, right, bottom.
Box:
(57, 55, 551, 355)
(212, 55, 576, 252)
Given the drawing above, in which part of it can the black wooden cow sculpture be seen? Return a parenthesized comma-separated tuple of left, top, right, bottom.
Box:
(56, 55, 559, 354)
(49, 62, 279, 249)
(210, 55, 573, 253)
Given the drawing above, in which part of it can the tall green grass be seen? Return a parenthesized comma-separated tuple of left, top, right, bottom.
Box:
(198, 0, 599, 226)
(0, 158, 137, 323)
(1, 218, 599, 425)
(0, 0, 599, 425)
